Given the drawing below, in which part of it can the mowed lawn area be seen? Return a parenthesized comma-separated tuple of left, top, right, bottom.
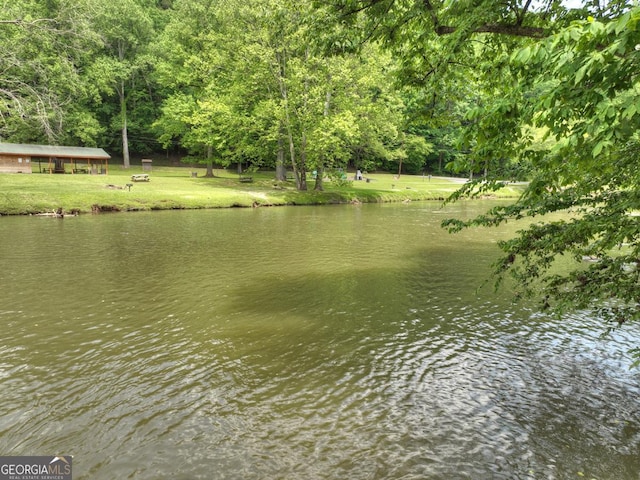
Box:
(0, 166, 525, 215)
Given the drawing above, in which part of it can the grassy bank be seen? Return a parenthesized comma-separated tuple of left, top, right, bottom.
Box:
(0, 166, 525, 215)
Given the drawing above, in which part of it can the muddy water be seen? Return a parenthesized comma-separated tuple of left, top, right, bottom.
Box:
(0, 202, 638, 479)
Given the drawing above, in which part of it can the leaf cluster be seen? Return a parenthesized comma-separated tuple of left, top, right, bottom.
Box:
(445, 9, 640, 329)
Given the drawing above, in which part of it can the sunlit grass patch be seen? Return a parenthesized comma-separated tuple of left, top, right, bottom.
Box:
(0, 167, 525, 215)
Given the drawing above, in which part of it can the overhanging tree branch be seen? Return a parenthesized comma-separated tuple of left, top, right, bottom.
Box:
(0, 18, 58, 27)
(436, 23, 546, 38)
(422, 0, 440, 30)
(518, 0, 534, 25)
(334, 0, 549, 38)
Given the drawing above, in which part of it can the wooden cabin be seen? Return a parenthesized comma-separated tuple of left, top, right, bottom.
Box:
(0, 143, 111, 174)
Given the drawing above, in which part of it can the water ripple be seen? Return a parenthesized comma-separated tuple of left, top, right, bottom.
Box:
(1, 207, 639, 479)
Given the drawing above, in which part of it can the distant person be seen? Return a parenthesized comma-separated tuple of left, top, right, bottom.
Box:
(356, 169, 363, 180)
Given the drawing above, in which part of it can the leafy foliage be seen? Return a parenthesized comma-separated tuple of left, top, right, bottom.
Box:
(0, 0, 100, 142)
(444, 9, 640, 329)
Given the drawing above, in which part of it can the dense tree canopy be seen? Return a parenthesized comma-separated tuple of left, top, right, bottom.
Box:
(0, 0, 100, 143)
(0, 0, 438, 180)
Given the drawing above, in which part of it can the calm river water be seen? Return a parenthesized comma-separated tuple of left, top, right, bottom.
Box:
(0, 202, 639, 479)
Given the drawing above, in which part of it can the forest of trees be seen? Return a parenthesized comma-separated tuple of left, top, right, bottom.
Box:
(1, 0, 446, 188)
(2, 1, 629, 186)
(4, 1, 640, 329)
(1, 2, 634, 184)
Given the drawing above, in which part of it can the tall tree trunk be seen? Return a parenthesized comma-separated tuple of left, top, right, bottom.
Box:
(275, 49, 306, 190)
(284, 103, 300, 187)
(314, 167, 324, 189)
(205, 145, 214, 177)
(295, 48, 310, 191)
(297, 131, 307, 191)
(355, 148, 362, 172)
(276, 129, 287, 181)
(120, 81, 130, 169)
(286, 126, 299, 186)
(315, 87, 331, 191)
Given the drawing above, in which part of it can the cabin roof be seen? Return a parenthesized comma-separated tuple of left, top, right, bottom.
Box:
(0, 143, 111, 160)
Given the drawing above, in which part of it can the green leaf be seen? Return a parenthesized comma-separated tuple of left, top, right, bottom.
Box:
(592, 140, 608, 157)
(515, 46, 531, 64)
(622, 102, 637, 120)
(615, 11, 631, 35)
(574, 64, 588, 85)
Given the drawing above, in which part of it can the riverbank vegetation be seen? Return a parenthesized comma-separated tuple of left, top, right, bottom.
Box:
(0, 167, 525, 215)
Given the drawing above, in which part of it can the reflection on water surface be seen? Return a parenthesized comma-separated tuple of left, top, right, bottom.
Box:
(0, 202, 638, 479)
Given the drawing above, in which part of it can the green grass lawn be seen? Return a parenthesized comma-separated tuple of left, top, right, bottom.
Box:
(0, 166, 525, 215)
